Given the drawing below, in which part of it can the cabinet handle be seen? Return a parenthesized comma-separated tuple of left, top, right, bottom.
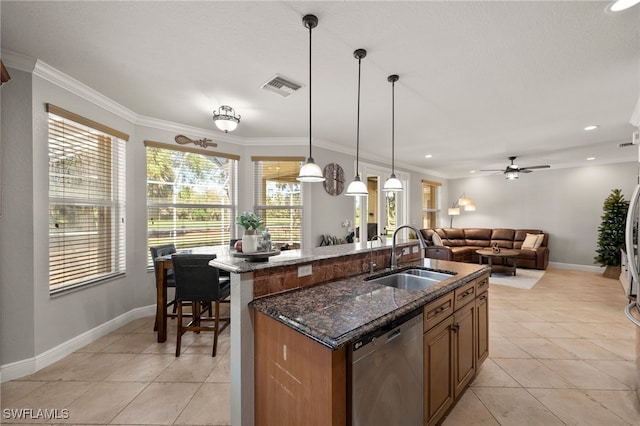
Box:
(459, 289, 474, 300)
(451, 324, 460, 332)
(478, 294, 487, 301)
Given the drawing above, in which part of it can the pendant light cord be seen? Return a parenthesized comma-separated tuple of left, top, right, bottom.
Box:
(308, 23, 313, 160)
(391, 79, 395, 175)
(356, 55, 362, 177)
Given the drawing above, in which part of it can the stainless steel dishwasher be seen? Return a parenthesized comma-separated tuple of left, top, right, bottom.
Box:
(349, 309, 423, 426)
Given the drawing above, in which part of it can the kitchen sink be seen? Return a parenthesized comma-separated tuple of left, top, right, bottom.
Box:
(367, 268, 455, 292)
(403, 269, 454, 281)
(367, 268, 454, 292)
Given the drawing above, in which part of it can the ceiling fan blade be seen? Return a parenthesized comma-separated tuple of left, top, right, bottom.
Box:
(520, 165, 550, 170)
(520, 169, 533, 173)
(479, 169, 505, 172)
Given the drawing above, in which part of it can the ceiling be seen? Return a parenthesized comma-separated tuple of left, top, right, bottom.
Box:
(2, 1, 639, 179)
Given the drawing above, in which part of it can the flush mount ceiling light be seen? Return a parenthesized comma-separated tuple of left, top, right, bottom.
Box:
(346, 49, 369, 196)
(212, 105, 240, 133)
(383, 74, 404, 192)
(584, 125, 599, 131)
(297, 14, 325, 183)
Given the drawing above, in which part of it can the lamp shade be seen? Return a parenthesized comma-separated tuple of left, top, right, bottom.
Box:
(464, 203, 476, 212)
(448, 207, 461, 216)
(383, 175, 404, 192)
(505, 171, 519, 180)
(345, 175, 369, 196)
(297, 159, 325, 182)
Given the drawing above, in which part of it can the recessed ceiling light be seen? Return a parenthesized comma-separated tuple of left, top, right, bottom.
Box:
(586, 157, 596, 161)
(469, 170, 477, 174)
(425, 154, 433, 158)
(584, 125, 599, 131)
(609, 0, 640, 12)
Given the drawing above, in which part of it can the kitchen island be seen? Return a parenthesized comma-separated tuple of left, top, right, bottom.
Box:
(209, 240, 489, 426)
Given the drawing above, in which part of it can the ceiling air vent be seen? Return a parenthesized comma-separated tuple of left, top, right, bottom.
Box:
(261, 75, 303, 98)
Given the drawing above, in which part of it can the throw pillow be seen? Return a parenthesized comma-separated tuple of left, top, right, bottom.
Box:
(432, 232, 443, 246)
(533, 233, 544, 248)
(521, 233, 539, 250)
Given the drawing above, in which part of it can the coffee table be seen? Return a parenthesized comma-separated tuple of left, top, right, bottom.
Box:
(476, 248, 520, 276)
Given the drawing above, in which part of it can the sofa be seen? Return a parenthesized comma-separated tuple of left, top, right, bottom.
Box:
(419, 228, 549, 270)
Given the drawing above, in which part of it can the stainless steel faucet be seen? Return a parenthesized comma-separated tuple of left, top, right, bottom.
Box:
(369, 235, 384, 274)
(391, 225, 427, 269)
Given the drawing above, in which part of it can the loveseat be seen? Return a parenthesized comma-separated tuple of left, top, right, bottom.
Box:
(419, 228, 549, 270)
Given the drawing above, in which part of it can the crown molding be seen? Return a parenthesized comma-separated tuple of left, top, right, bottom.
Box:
(1, 50, 37, 73)
(2, 51, 442, 178)
(33, 60, 139, 123)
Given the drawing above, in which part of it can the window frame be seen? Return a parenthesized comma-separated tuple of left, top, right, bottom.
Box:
(47, 104, 128, 294)
(252, 156, 304, 249)
(145, 141, 239, 266)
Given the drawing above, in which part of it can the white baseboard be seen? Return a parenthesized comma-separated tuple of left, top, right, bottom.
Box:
(0, 305, 155, 383)
(549, 262, 605, 273)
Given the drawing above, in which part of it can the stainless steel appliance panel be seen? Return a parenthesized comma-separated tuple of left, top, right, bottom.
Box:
(350, 310, 423, 426)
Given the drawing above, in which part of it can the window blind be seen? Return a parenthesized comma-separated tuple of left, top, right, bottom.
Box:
(48, 107, 127, 292)
(252, 158, 304, 248)
(146, 144, 238, 265)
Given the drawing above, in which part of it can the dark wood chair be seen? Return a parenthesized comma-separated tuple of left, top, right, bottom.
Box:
(171, 254, 231, 357)
(150, 244, 178, 331)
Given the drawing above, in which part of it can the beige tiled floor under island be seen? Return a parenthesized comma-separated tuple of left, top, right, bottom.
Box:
(2, 268, 639, 425)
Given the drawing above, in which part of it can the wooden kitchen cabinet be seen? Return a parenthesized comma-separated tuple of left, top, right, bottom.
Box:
(424, 272, 489, 426)
(424, 314, 454, 426)
(254, 311, 347, 426)
(476, 288, 489, 365)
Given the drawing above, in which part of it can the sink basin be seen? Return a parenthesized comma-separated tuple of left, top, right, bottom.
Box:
(366, 268, 455, 292)
(404, 269, 454, 281)
(367, 273, 440, 292)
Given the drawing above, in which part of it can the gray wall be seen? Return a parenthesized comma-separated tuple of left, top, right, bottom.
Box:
(447, 162, 637, 266)
(7, 57, 629, 371)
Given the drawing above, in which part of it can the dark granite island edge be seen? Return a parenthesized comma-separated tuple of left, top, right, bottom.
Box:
(250, 259, 490, 350)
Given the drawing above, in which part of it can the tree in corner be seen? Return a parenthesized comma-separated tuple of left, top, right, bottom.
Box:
(595, 189, 629, 278)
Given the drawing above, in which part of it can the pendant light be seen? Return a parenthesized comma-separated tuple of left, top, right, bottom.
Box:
(383, 74, 404, 192)
(297, 14, 325, 183)
(345, 49, 369, 196)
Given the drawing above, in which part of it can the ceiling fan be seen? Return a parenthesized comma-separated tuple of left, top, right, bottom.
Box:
(481, 156, 550, 180)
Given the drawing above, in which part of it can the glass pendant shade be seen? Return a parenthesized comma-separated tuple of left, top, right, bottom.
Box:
(297, 14, 325, 183)
(297, 158, 325, 182)
(346, 175, 368, 196)
(346, 48, 368, 196)
(383, 74, 403, 192)
(383, 174, 404, 192)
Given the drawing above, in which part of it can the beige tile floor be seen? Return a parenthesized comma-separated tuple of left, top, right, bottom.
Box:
(1, 268, 639, 425)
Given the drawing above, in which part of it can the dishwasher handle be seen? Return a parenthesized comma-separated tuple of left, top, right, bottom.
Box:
(625, 302, 640, 327)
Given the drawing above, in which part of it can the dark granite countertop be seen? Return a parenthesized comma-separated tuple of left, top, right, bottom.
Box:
(250, 259, 489, 350)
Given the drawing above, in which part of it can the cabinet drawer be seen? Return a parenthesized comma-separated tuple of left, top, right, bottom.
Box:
(454, 281, 476, 311)
(475, 275, 489, 294)
(423, 293, 454, 332)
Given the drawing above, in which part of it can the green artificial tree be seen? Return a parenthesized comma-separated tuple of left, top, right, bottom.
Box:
(594, 189, 629, 278)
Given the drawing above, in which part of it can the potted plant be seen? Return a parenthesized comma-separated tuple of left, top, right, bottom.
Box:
(595, 189, 629, 278)
(236, 211, 264, 253)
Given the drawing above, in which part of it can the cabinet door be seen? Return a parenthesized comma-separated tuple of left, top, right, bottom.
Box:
(424, 315, 454, 426)
(453, 301, 476, 398)
(476, 291, 489, 365)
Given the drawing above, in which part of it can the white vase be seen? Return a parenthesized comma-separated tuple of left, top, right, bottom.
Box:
(242, 231, 259, 253)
